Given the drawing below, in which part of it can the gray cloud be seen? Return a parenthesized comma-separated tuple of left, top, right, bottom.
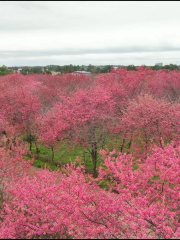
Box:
(0, 1, 180, 66)
(1, 45, 180, 58)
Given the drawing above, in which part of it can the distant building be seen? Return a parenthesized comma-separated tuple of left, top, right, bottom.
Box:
(72, 71, 91, 75)
(155, 63, 163, 66)
(51, 71, 61, 76)
(113, 66, 119, 70)
(13, 68, 22, 73)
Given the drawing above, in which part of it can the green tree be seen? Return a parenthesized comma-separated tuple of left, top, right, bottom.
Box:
(0, 65, 12, 76)
(151, 65, 162, 71)
(101, 65, 112, 73)
(127, 65, 137, 71)
(163, 64, 179, 71)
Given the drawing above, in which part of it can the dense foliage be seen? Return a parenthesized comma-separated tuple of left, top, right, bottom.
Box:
(0, 67, 180, 238)
(0, 66, 13, 76)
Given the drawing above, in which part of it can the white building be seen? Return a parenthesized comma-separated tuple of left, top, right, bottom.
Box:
(51, 71, 61, 76)
(13, 68, 22, 73)
(113, 66, 119, 70)
(72, 71, 91, 75)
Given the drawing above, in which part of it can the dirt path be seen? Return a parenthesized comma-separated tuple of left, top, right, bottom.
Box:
(31, 166, 42, 172)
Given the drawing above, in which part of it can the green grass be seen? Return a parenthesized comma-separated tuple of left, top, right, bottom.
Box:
(22, 133, 143, 173)
(25, 142, 103, 173)
(23, 155, 60, 171)
(22, 133, 169, 173)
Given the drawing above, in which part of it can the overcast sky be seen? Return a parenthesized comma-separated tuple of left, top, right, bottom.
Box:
(0, 1, 180, 66)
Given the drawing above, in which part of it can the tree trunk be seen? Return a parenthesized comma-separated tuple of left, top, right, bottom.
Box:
(82, 148, 86, 163)
(127, 136, 133, 154)
(29, 140, 32, 152)
(120, 135, 126, 153)
(51, 146, 54, 163)
(159, 137, 164, 149)
(91, 142, 98, 178)
(35, 142, 40, 156)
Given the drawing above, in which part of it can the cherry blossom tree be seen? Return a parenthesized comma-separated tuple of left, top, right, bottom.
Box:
(0, 143, 180, 239)
(40, 87, 116, 176)
(0, 74, 41, 151)
(118, 94, 180, 156)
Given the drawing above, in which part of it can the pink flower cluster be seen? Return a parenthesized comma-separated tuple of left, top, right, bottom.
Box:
(0, 143, 179, 239)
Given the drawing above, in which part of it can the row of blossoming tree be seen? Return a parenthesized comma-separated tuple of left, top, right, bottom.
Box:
(0, 67, 180, 238)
